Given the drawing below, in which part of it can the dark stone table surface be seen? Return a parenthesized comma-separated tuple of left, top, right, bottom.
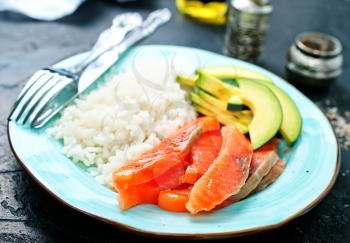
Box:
(0, 0, 349, 242)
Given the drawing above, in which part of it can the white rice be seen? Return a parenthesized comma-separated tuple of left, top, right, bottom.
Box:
(48, 71, 196, 187)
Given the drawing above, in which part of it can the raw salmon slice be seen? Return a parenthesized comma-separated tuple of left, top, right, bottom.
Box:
(228, 147, 279, 202)
(183, 130, 222, 184)
(116, 157, 186, 210)
(196, 116, 221, 133)
(158, 186, 192, 212)
(186, 126, 253, 214)
(249, 138, 279, 173)
(255, 159, 285, 192)
(114, 117, 219, 189)
(117, 180, 161, 210)
(218, 139, 280, 208)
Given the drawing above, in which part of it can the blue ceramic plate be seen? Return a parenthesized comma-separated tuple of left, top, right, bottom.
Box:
(8, 45, 339, 239)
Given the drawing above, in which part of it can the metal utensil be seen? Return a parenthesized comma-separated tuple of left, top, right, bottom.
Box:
(8, 8, 171, 128)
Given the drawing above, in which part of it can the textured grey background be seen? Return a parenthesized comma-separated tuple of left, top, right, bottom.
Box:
(0, 0, 349, 242)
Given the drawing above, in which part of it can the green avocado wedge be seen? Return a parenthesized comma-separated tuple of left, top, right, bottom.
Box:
(195, 73, 240, 101)
(196, 90, 253, 125)
(225, 79, 302, 145)
(197, 66, 272, 83)
(236, 79, 283, 149)
(227, 95, 250, 111)
(263, 83, 302, 145)
(190, 92, 249, 133)
(176, 74, 197, 87)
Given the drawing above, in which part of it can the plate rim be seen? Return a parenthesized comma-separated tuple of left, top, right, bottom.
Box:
(7, 45, 341, 239)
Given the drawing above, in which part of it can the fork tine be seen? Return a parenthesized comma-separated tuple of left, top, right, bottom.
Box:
(9, 74, 54, 122)
(31, 106, 59, 128)
(17, 70, 48, 99)
(25, 77, 73, 126)
(31, 92, 78, 129)
(15, 75, 61, 125)
(8, 70, 49, 120)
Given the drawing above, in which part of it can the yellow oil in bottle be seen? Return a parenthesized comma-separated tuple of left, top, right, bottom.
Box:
(176, 0, 228, 25)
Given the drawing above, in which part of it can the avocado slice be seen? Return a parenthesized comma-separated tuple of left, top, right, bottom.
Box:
(236, 79, 283, 149)
(227, 95, 250, 111)
(195, 73, 240, 101)
(197, 90, 252, 125)
(176, 74, 197, 87)
(263, 83, 302, 145)
(192, 104, 215, 117)
(197, 66, 272, 83)
(193, 103, 248, 132)
(226, 80, 302, 145)
(197, 89, 227, 112)
(190, 92, 249, 133)
(220, 78, 239, 87)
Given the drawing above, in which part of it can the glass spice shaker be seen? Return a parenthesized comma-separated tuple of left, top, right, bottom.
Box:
(286, 32, 343, 88)
(223, 0, 273, 63)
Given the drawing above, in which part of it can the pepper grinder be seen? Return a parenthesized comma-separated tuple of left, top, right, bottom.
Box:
(224, 0, 273, 63)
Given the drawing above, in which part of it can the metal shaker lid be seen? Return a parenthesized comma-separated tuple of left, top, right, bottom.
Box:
(295, 32, 342, 58)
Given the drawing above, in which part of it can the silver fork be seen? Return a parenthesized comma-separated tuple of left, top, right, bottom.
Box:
(8, 8, 171, 128)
